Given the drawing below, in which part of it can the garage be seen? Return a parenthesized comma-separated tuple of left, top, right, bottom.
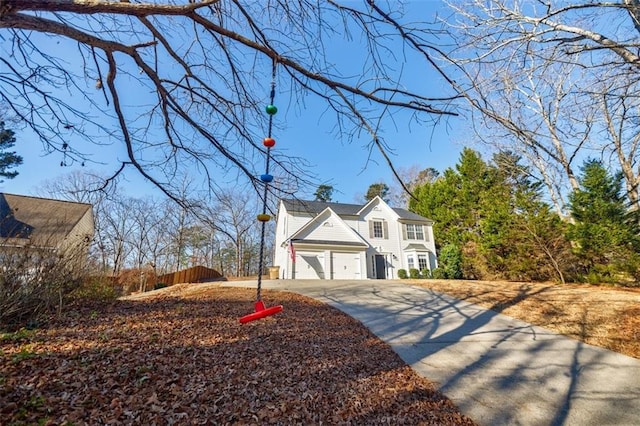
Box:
(330, 252, 361, 280)
(292, 250, 361, 279)
(293, 251, 325, 279)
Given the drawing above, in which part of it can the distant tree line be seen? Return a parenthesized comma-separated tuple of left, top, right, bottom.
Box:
(40, 172, 273, 293)
(409, 148, 640, 286)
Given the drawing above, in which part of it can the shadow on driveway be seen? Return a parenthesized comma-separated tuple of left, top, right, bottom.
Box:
(225, 279, 640, 426)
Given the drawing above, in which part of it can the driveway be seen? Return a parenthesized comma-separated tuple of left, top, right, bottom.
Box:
(224, 279, 640, 426)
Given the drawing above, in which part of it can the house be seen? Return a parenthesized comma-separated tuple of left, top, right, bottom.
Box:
(0, 193, 94, 258)
(273, 197, 436, 279)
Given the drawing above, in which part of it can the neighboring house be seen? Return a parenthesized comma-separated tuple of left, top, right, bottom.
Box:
(273, 197, 436, 280)
(0, 193, 94, 258)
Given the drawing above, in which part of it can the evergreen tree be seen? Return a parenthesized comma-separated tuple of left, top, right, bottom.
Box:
(485, 151, 571, 282)
(410, 148, 570, 281)
(0, 121, 23, 181)
(365, 182, 390, 203)
(439, 243, 463, 279)
(314, 184, 334, 202)
(567, 159, 640, 282)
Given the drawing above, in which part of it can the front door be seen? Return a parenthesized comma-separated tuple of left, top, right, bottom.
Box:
(374, 254, 386, 279)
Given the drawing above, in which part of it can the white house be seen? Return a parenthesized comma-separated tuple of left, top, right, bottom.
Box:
(273, 196, 437, 279)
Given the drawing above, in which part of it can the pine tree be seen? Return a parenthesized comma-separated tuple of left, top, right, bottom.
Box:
(314, 184, 334, 202)
(0, 121, 23, 181)
(365, 182, 390, 203)
(568, 159, 640, 282)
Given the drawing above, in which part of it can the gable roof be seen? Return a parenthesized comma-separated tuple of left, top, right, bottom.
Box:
(281, 198, 432, 222)
(289, 207, 368, 247)
(0, 193, 92, 247)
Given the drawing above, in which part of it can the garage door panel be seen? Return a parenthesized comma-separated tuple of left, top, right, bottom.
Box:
(295, 252, 325, 279)
(331, 252, 360, 279)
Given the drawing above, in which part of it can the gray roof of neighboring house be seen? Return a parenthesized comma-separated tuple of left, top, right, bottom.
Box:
(281, 198, 432, 222)
(0, 193, 92, 247)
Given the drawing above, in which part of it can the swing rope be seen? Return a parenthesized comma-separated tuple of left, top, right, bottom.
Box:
(256, 60, 277, 302)
(239, 59, 283, 324)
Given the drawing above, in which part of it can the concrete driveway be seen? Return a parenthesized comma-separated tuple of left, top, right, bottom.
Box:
(224, 279, 640, 426)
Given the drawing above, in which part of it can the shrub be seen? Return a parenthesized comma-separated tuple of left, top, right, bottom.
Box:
(431, 267, 446, 279)
(154, 282, 167, 290)
(1, 243, 89, 329)
(440, 243, 463, 279)
(409, 268, 420, 279)
(420, 268, 431, 279)
(397, 269, 408, 279)
(70, 276, 120, 302)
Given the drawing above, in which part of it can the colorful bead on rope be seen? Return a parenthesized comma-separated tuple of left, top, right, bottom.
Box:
(263, 137, 275, 147)
(257, 214, 271, 222)
(238, 66, 284, 324)
(265, 104, 278, 115)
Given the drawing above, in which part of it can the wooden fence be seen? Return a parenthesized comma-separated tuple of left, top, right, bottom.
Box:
(157, 265, 223, 286)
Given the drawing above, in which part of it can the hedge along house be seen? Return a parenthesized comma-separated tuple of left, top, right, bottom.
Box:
(273, 197, 437, 279)
(0, 193, 94, 262)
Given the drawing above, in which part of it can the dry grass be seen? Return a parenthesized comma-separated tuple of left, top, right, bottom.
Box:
(408, 279, 640, 359)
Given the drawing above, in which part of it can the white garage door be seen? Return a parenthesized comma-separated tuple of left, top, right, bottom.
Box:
(331, 252, 360, 279)
(294, 252, 325, 279)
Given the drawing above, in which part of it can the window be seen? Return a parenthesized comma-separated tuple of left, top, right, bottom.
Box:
(407, 255, 415, 270)
(369, 220, 388, 239)
(406, 224, 415, 240)
(418, 254, 428, 271)
(404, 224, 425, 241)
(373, 221, 383, 238)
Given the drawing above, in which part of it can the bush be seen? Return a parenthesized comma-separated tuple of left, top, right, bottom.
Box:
(397, 269, 408, 279)
(409, 268, 420, 279)
(154, 282, 167, 290)
(440, 244, 463, 279)
(1, 243, 89, 329)
(70, 276, 120, 302)
(420, 268, 431, 279)
(430, 267, 446, 279)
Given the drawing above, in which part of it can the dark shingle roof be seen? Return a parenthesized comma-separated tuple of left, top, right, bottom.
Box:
(282, 199, 361, 216)
(0, 193, 92, 247)
(281, 198, 431, 222)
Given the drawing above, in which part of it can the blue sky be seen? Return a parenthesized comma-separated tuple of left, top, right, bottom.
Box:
(1, 1, 467, 205)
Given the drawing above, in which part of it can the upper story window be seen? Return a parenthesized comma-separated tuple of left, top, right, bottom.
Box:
(404, 223, 426, 241)
(369, 219, 388, 239)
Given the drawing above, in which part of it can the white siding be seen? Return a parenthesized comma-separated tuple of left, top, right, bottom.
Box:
(273, 198, 436, 280)
(295, 217, 362, 244)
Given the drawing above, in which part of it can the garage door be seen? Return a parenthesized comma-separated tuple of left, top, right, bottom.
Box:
(331, 252, 360, 279)
(294, 252, 325, 279)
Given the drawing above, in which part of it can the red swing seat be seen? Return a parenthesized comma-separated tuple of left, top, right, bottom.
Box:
(239, 300, 283, 324)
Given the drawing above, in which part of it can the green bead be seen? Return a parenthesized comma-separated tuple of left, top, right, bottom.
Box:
(265, 104, 278, 115)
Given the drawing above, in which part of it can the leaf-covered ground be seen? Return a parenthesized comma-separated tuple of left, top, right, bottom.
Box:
(1, 287, 476, 425)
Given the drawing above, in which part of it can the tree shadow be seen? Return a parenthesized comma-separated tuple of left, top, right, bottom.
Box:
(277, 280, 640, 426)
